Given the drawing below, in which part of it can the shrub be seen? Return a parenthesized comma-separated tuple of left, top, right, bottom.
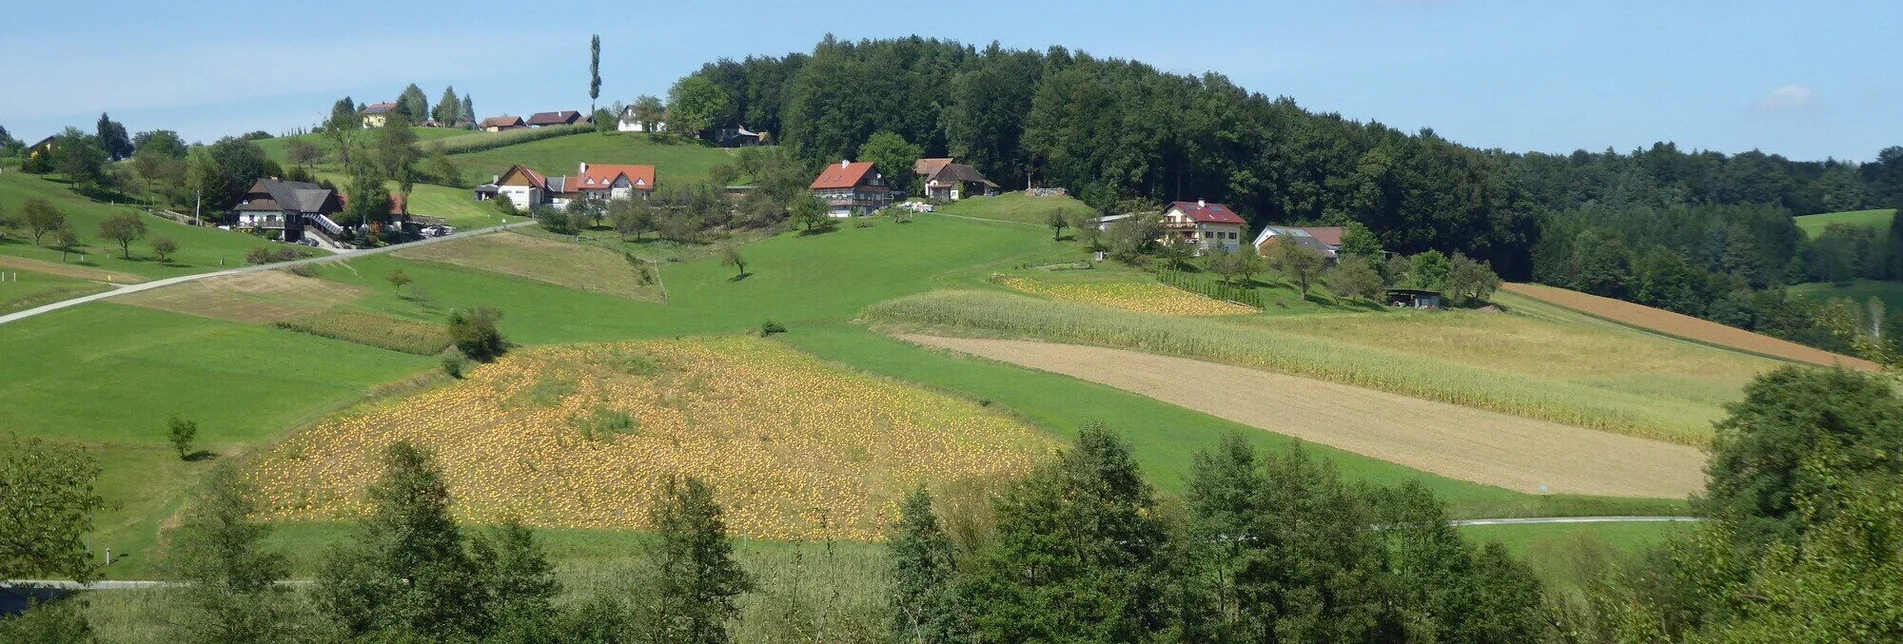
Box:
(245, 245, 313, 265)
(448, 307, 507, 361)
(441, 353, 467, 379)
(760, 320, 787, 337)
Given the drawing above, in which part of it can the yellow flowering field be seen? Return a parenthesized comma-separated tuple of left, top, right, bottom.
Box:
(248, 336, 1058, 541)
(992, 275, 1255, 316)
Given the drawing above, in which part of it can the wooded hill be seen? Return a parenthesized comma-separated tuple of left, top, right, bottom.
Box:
(680, 36, 1903, 281)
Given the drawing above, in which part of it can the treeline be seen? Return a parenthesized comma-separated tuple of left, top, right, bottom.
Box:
(6, 362, 1900, 642)
(1531, 203, 1903, 351)
(677, 36, 1903, 282)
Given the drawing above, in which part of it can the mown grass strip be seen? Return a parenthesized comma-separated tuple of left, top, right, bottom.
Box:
(863, 290, 1716, 444)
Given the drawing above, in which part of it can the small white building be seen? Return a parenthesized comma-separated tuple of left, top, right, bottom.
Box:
(617, 104, 668, 133)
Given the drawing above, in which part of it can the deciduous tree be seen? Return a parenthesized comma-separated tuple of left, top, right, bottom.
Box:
(98, 212, 148, 259)
(667, 75, 732, 139)
(858, 131, 921, 195)
(633, 95, 666, 133)
(161, 463, 298, 644)
(789, 191, 828, 232)
(721, 245, 748, 278)
(166, 415, 197, 460)
(0, 436, 106, 582)
(1326, 255, 1386, 301)
(1265, 240, 1327, 297)
(1443, 253, 1502, 305)
(396, 84, 429, 121)
(22, 197, 65, 246)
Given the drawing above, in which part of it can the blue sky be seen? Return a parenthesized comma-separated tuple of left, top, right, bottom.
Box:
(4, 0, 1896, 161)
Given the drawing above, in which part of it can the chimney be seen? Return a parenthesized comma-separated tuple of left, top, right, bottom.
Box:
(578, 162, 589, 176)
(841, 159, 850, 168)
(1197, 199, 1206, 208)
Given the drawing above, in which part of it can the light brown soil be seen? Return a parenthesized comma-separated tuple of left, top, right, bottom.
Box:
(0, 255, 146, 284)
(1502, 283, 1878, 371)
(902, 334, 1707, 499)
(120, 270, 366, 323)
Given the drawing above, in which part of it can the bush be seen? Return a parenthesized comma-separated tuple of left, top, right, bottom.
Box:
(441, 353, 467, 379)
(760, 320, 787, 337)
(448, 307, 507, 361)
(245, 245, 313, 265)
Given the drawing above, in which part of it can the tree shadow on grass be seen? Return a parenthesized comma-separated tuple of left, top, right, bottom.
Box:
(183, 450, 220, 462)
(796, 225, 840, 237)
(728, 272, 752, 282)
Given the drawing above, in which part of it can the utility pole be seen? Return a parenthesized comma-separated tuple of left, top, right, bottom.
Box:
(194, 189, 202, 226)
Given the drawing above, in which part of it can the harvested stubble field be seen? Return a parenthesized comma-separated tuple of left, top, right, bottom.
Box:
(392, 231, 661, 300)
(1501, 282, 1878, 370)
(866, 290, 1753, 444)
(248, 336, 1057, 541)
(118, 270, 366, 323)
(991, 274, 1256, 316)
(904, 335, 1705, 498)
(276, 309, 452, 355)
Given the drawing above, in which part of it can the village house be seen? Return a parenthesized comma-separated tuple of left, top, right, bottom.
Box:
(480, 116, 527, 132)
(482, 163, 656, 210)
(616, 105, 667, 133)
(232, 178, 343, 242)
(360, 103, 398, 128)
(1161, 200, 1246, 255)
(527, 111, 583, 127)
(912, 158, 998, 201)
(810, 160, 892, 217)
(1252, 226, 1343, 261)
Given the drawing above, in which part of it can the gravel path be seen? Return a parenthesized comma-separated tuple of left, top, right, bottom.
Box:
(902, 335, 1707, 499)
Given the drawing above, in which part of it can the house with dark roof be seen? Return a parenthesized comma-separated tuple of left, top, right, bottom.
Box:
(922, 162, 998, 201)
(913, 158, 954, 180)
(1252, 226, 1343, 260)
(361, 103, 399, 128)
(1161, 200, 1247, 255)
(810, 160, 892, 217)
(527, 111, 583, 127)
(232, 179, 342, 242)
(480, 116, 527, 132)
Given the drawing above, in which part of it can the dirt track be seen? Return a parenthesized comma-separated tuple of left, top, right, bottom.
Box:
(902, 335, 1707, 499)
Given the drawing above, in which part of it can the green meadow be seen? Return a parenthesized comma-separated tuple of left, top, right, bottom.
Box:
(1793, 207, 1896, 238)
(0, 172, 268, 278)
(444, 131, 736, 187)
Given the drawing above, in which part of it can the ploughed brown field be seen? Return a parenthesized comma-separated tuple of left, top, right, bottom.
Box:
(1500, 283, 1877, 371)
(902, 334, 1707, 499)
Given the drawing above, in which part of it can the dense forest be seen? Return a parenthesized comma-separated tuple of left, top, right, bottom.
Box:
(678, 35, 1903, 348)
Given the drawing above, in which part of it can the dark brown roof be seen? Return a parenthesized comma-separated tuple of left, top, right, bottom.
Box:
(527, 111, 581, 126)
(927, 163, 997, 188)
(361, 102, 397, 115)
(235, 179, 339, 214)
(914, 158, 954, 176)
(480, 116, 525, 128)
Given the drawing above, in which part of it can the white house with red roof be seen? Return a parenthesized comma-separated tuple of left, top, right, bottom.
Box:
(484, 162, 657, 210)
(810, 160, 892, 217)
(1162, 200, 1247, 254)
(567, 163, 656, 201)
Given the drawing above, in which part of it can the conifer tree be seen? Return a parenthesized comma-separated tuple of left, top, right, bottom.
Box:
(888, 487, 963, 643)
(645, 476, 753, 644)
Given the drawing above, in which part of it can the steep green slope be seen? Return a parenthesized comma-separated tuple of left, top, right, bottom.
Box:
(1794, 208, 1896, 238)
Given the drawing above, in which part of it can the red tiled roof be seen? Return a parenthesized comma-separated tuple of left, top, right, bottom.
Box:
(573, 163, 657, 191)
(1167, 201, 1246, 225)
(811, 161, 878, 190)
(1299, 226, 1344, 247)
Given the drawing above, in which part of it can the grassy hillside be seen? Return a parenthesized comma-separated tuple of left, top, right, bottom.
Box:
(0, 268, 110, 313)
(1795, 208, 1896, 238)
(1501, 282, 1876, 370)
(936, 191, 1096, 225)
(254, 127, 470, 165)
(0, 172, 280, 279)
(1791, 278, 1903, 311)
(446, 131, 734, 187)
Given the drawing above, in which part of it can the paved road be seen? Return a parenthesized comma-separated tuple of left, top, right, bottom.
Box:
(0, 221, 534, 327)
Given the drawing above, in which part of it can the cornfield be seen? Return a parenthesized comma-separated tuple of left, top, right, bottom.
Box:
(429, 124, 590, 155)
(276, 309, 452, 356)
(865, 290, 1720, 444)
(247, 336, 1057, 541)
(991, 274, 1255, 316)
(1156, 270, 1267, 309)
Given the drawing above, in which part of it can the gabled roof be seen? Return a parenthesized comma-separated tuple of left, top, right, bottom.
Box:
(1251, 226, 1336, 256)
(361, 103, 397, 115)
(527, 111, 581, 126)
(914, 157, 954, 177)
(573, 163, 657, 191)
(1166, 201, 1246, 225)
(1299, 226, 1344, 247)
(497, 164, 548, 190)
(927, 163, 997, 188)
(811, 161, 880, 190)
(236, 179, 339, 213)
(480, 116, 525, 128)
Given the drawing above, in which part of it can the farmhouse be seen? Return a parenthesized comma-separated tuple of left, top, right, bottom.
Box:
(232, 178, 342, 242)
(713, 126, 765, 147)
(480, 116, 527, 132)
(922, 162, 998, 201)
(810, 160, 893, 217)
(1252, 226, 1338, 260)
(1161, 200, 1245, 255)
(360, 103, 398, 128)
(616, 105, 667, 133)
(566, 163, 656, 201)
(492, 164, 550, 210)
(527, 111, 583, 127)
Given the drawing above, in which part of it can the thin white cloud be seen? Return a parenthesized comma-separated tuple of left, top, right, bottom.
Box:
(1754, 84, 1816, 111)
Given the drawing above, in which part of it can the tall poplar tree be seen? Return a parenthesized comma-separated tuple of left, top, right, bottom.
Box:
(589, 34, 602, 113)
